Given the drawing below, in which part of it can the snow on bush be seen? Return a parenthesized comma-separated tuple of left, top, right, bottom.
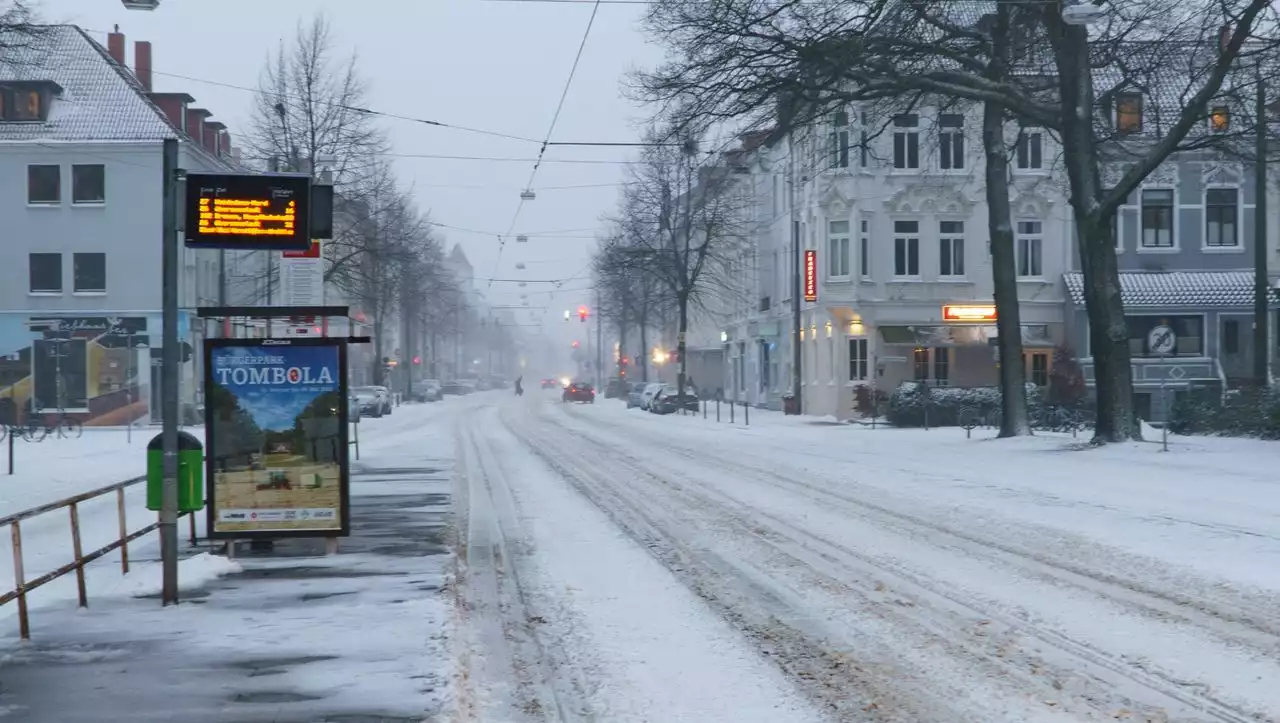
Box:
(886, 381, 1043, 428)
(1169, 386, 1280, 439)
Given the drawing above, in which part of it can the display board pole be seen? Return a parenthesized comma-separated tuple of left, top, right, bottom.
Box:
(160, 138, 181, 606)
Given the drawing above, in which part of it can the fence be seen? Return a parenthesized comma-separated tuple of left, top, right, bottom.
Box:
(0, 477, 198, 639)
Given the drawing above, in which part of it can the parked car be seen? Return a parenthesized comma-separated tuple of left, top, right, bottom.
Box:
(458, 379, 478, 395)
(653, 386, 700, 415)
(562, 381, 595, 403)
(352, 387, 383, 418)
(441, 380, 464, 395)
(638, 382, 665, 411)
(625, 382, 649, 409)
(604, 378, 629, 399)
(421, 379, 442, 401)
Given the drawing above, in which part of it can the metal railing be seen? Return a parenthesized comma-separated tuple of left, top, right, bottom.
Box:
(0, 477, 198, 639)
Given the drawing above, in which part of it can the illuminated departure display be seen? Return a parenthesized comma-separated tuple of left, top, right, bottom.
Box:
(185, 173, 311, 250)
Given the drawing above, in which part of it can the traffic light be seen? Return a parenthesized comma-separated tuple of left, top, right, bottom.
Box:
(578, 305, 589, 323)
(412, 356, 421, 365)
(572, 340, 580, 348)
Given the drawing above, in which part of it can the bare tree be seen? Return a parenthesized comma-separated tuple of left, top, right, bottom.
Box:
(594, 230, 672, 383)
(636, 0, 1280, 443)
(612, 126, 753, 399)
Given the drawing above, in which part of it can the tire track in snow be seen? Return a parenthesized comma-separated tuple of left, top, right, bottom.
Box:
(454, 409, 591, 722)
(540, 403, 1273, 723)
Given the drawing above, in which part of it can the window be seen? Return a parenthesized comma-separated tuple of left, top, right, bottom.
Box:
(1016, 221, 1042, 277)
(828, 109, 850, 169)
(938, 113, 964, 170)
(6, 89, 41, 121)
(828, 220, 850, 277)
(1223, 319, 1239, 354)
(913, 348, 929, 380)
(1016, 129, 1043, 170)
(1030, 353, 1049, 386)
(849, 338, 868, 381)
(72, 164, 105, 204)
(1116, 93, 1143, 133)
(1123, 316, 1204, 357)
(893, 114, 919, 169)
(933, 347, 950, 385)
(1205, 188, 1239, 247)
(939, 221, 965, 277)
(859, 219, 870, 279)
(29, 253, 62, 293)
(73, 253, 106, 293)
(893, 220, 920, 277)
(27, 164, 60, 204)
(1140, 189, 1175, 248)
(1210, 106, 1230, 132)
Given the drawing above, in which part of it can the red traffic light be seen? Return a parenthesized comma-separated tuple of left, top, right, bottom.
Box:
(412, 356, 422, 365)
(578, 305, 589, 322)
(572, 340, 580, 348)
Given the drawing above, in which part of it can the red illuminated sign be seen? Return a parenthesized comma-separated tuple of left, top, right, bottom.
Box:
(282, 241, 321, 259)
(942, 304, 998, 322)
(803, 250, 817, 302)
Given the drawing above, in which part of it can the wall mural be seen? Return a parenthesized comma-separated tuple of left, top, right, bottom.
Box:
(0, 315, 151, 427)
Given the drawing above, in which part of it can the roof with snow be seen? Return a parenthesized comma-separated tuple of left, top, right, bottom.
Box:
(1063, 271, 1277, 308)
(0, 25, 176, 142)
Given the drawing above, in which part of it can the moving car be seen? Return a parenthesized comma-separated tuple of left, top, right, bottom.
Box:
(540, 378, 559, 389)
(562, 381, 595, 403)
(625, 382, 649, 409)
(418, 379, 442, 402)
(604, 378, 629, 399)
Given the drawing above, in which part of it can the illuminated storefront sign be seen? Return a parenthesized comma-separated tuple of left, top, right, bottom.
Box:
(942, 304, 998, 322)
(804, 250, 817, 302)
(185, 172, 311, 250)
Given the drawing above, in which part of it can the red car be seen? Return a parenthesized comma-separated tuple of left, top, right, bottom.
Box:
(562, 382, 595, 403)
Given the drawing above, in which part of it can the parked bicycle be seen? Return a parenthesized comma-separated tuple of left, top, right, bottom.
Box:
(5, 412, 83, 443)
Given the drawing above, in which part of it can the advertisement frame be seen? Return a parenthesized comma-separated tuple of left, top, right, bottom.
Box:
(202, 336, 350, 540)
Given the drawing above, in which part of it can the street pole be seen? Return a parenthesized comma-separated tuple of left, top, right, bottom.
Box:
(1254, 67, 1269, 385)
(596, 290, 603, 389)
(160, 138, 180, 606)
(789, 156, 803, 414)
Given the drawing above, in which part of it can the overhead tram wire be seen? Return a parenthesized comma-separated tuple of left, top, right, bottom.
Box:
(489, 0, 604, 289)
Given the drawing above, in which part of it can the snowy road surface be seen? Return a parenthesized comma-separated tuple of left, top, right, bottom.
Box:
(456, 392, 1280, 723)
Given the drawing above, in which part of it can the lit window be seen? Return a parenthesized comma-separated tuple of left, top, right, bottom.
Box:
(1116, 93, 1143, 133)
(1210, 106, 1229, 132)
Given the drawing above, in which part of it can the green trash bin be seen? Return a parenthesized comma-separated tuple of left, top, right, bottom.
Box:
(146, 431, 205, 513)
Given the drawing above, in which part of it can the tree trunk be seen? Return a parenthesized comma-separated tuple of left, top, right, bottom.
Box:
(372, 316, 385, 386)
(983, 3, 1030, 437)
(1050, 20, 1139, 442)
(618, 319, 629, 380)
(676, 295, 689, 398)
(639, 316, 650, 382)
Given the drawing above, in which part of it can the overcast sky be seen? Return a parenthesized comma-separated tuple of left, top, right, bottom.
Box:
(52, 0, 663, 345)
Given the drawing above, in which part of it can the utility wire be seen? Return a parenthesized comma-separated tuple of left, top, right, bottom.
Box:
(490, 0, 604, 289)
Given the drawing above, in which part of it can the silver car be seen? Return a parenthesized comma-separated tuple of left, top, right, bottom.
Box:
(625, 382, 648, 409)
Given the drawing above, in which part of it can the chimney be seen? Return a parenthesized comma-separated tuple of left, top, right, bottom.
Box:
(134, 41, 152, 91)
(185, 107, 210, 144)
(203, 121, 226, 156)
(107, 26, 126, 66)
(147, 92, 194, 132)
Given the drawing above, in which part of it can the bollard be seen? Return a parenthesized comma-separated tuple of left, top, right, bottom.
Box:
(716, 400, 721, 422)
(7, 428, 12, 475)
(744, 402, 749, 426)
(703, 400, 707, 419)
(730, 401, 735, 424)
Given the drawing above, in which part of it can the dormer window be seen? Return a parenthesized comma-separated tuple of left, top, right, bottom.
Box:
(1115, 93, 1143, 133)
(0, 81, 59, 122)
(1210, 106, 1230, 132)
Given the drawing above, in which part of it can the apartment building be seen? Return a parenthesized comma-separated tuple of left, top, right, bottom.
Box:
(0, 26, 240, 425)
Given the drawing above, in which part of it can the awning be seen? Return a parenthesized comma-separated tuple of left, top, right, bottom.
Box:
(879, 324, 1051, 347)
(1064, 270, 1280, 308)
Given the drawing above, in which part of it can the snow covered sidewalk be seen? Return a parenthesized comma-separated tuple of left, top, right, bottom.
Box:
(0, 402, 455, 723)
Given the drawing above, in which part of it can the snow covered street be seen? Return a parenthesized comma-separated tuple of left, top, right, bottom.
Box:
(458, 391, 1280, 723)
(1, 393, 1277, 722)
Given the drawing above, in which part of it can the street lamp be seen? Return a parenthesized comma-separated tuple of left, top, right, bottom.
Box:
(122, 0, 161, 9)
(1061, 1, 1103, 25)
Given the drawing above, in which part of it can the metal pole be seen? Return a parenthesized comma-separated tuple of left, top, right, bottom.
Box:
(159, 138, 180, 606)
(1160, 353, 1169, 452)
(789, 159, 803, 415)
(126, 334, 132, 445)
(596, 290, 603, 390)
(1254, 68, 1269, 385)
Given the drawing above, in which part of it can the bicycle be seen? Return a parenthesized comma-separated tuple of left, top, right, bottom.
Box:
(19, 412, 83, 442)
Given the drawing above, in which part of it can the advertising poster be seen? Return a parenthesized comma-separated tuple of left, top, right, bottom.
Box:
(204, 338, 350, 538)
